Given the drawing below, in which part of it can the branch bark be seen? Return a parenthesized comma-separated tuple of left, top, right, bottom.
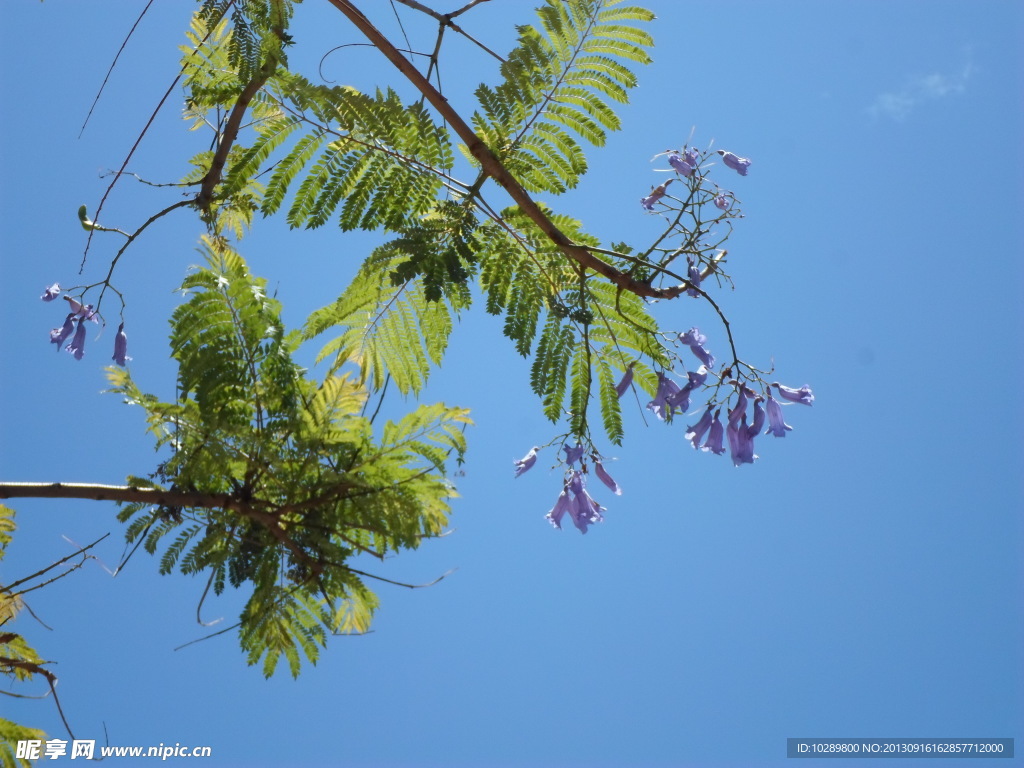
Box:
(195, 65, 275, 213)
(0, 482, 241, 511)
(326, 0, 686, 301)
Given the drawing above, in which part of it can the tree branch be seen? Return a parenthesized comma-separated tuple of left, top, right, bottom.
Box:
(0, 483, 240, 512)
(326, 0, 686, 301)
(195, 63, 276, 213)
(391, 0, 505, 63)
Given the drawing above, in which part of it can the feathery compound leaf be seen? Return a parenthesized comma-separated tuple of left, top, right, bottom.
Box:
(387, 200, 481, 301)
(1, 719, 47, 767)
(261, 76, 452, 232)
(303, 240, 458, 395)
(530, 314, 578, 421)
(105, 239, 473, 677)
(595, 354, 625, 444)
(568, 338, 593, 435)
(330, 580, 379, 635)
(584, 278, 665, 362)
(182, 15, 240, 111)
(379, 403, 471, 472)
(0, 504, 14, 555)
(171, 238, 283, 435)
(222, 113, 299, 200)
(476, 224, 547, 356)
(262, 129, 326, 216)
(469, 0, 653, 192)
(240, 586, 327, 678)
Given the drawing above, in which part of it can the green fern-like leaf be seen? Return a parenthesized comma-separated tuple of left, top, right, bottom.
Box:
(530, 314, 577, 421)
(595, 353, 624, 444)
(468, 0, 654, 192)
(568, 335, 593, 435)
(330, 579, 379, 635)
(263, 77, 453, 232)
(261, 129, 326, 215)
(159, 525, 203, 575)
(0, 504, 14, 556)
(222, 113, 299, 200)
(303, 244, 458, 395)
(0, 719, 47, 768)
(109, 243, 470, 678)
(240, 586, 327, 678)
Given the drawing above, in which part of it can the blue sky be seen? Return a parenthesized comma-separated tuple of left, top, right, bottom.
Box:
(1, 1, 1021, 767)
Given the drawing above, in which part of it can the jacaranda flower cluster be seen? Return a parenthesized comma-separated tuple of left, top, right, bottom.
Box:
(40, 283, 130, 365)
(641, 146, 750, 213)
(513, 442, 623, 534)
(514, 142, 812, 535)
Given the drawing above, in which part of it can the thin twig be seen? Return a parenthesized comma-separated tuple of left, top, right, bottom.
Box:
(79, 0, 157, 138)
(392, 0, 504, 62)
(2, 534, 110, 595)
(346, 566, 456, 589)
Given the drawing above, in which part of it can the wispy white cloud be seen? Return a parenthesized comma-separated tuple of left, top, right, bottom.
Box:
(868, 58, 974, 121)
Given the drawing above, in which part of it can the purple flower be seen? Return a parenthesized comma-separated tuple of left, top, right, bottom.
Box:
(686, 366, 709, 390)
(112, 322, 130, 366)
(614, 363, 634, 398)
(725, 392, 757, 465)
(748, 397, 766, 437)
(765, 393, 793, 437)
(665, 383, 691, 412)
(50, 313, 76, 349)
(701, 410, 726, 455)
(641, 178, 674, 211)
(679, 327, 715, 369)
(64, 295, 87, 315)
(716, 150, 751, 176)
(571, 495, 603, 534)
(726, 400, 757, 465)
(714, 194, 731, 211)
(41, 283, 61, 301)
(545, 489, 573, 530)
(727, 388, 747, 430)
(728, 414, 757, 466)
(774, 383, 815, 406)
(685, 407, 714, 449)
(667, 147, 700, 176)
(514, 446, 540, 478)
(567, 471, 604, 534)
(563, 443, 585, 467)
(595, 461, 622, 496)
(62, 295, 99, 323)
(65, 318, 87, 360)
(647, 371, 682, 421)
(667, 152, 694, 177)
(725, 418, 740, 460)
(686, 260, 702, 298)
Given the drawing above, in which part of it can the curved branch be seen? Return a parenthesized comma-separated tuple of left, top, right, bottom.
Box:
(195, 63, 276, 213)
(197, 0, 290, 212)
(326, 0, 686, 301)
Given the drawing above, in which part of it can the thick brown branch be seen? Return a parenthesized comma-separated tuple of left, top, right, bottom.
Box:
(196, 61, 277, 212)
(0, 482, 242, 511)
(326, 0, 684, 301)
(0, 482, 326, 575)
